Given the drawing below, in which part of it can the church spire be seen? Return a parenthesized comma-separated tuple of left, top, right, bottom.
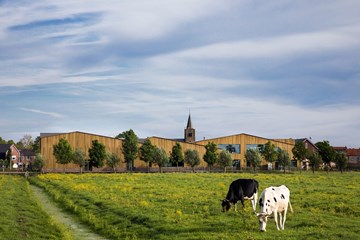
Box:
(186, 113, 192, 129)
(184, 113, 195, 143)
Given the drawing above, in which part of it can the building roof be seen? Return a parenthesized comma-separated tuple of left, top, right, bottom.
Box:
(186, 114, 193, 129)
(346, 148, 360, 156)
(198, 133, 295, 146)
(0, 144, 11, 153)
(40, 131, 120, 141)
(296, 138, 318, 150)
(20, 149, 36, 156)
(333, 146, 347, 151)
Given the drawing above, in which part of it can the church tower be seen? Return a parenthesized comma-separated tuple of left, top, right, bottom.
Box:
(184, 113, 195, 143)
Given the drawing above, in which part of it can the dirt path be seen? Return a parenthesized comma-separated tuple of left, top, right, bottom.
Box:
(30, 184, 108, 240)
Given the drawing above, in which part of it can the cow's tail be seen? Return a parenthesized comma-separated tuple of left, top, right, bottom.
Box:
(288, 199, 294, 213)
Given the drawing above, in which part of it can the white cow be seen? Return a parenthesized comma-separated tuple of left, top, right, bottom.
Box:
(256, 185, 293, 231)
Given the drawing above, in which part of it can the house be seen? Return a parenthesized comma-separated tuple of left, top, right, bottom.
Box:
(20, 148, 36, 170)
(333, 146, 360, 170)
(295, 138, 319, 170)
(0, 144, 21, 169)
(346, 148, 360, 169)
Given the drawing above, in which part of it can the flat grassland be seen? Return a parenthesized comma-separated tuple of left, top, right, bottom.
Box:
(0, 175, 71, 240)
(28, 172, 360, 240)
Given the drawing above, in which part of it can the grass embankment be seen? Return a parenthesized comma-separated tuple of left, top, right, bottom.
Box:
(0, 175, 70, 240)
(29, 172, 360, 240)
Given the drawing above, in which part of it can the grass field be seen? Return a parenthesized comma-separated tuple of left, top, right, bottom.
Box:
(27, 172, 360, 240)
(0, 175, 70, 240)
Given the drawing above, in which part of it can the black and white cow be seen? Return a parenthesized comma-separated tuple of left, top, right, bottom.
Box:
(221, 178, 258, 213)
(257, 185, 293, 231)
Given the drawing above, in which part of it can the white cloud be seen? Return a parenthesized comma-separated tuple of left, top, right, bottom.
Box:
(20, 108, 65, 118)
(166, 25, 360, 60)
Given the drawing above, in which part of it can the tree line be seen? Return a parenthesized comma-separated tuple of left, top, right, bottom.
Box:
(1, 132, 349, 173)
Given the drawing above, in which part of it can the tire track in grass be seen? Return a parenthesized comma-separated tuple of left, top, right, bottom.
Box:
(30, 184, 108, 240)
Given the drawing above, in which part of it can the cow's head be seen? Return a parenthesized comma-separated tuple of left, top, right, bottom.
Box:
(221, 199, 231, 212)
(257, 212, 270, 232)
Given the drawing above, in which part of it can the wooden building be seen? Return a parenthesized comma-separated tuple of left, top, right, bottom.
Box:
(39, 113, 297, 172)
(40, 132, 125, 172)
(196, 134, 295, 169)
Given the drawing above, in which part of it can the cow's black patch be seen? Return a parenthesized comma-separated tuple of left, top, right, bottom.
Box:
(259, 198, 263, 207)
(267, 199, 270, 202)
(281, 194, 285, 199)
(272, 188, 275, 190)
(273, 197, 277, 202)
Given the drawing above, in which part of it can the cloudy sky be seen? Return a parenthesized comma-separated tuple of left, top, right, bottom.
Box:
(1, 0, 359, 147)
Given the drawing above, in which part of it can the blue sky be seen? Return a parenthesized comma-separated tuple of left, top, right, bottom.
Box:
(0, 0, 359, 147)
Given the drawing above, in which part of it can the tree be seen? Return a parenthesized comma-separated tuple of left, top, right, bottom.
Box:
(121, 129, 138, 172)
(139, 139, 156, 172)
(218, 150, 233, 172)
(308, 152, 322, 173)
(32, 136, 41, 154)
(72, 148, 87, 174)
(106, 152, 121, 173)
(170, 142, 184, 168)
(19, 134, 34, 149)
(53, 138, 73, 172)
(259, 141, 278, 169)
(32, 153, 45, 173)
(16, 141, 24, 149)
(245, 149, 261, 172)
(153, 147, 169, 173)
(335, 152, 348, 173)
(315, 140, 336, 170)
(203, 142, 218, 172)
(88, 140, 106, 170)
(0, 159, 6, 172)
(115, 132, 126, 139)
(226, 144, 236, 153)
(277, 148, 291, 173)
(6, 148, 12, 169)
(292, 141, 308, 170)
(184, 149, 200, 173)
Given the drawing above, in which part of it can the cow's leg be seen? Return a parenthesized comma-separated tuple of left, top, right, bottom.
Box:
(274, 211, 280, 230)
(282, 209, 287, 230)
(278, 212, 283, 230)
(240, 196, 245, 209)
(234, 203, 237, 212)
(252, 192, 258, 213)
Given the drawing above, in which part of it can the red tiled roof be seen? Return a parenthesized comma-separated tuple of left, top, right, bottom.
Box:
(333, 146, 347, 151)
(346, 148, 360, 156)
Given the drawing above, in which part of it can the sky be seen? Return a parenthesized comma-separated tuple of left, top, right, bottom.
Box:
(0, 0, 359, 148)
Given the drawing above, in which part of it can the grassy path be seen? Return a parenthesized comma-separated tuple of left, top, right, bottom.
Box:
(30, 184, 108, 240)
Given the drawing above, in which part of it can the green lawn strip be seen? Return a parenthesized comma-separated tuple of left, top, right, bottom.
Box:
(0, 175, 68, 240)
(29, 172, 360, 240)
(29, 176, 159, 239)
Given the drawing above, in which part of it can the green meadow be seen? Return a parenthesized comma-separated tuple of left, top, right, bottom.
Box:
(0, 175, 71, 240)
(27, 172, 360, 240)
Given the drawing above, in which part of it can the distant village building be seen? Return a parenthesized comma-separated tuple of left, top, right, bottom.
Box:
(334, 146, 360, 170)
(0, 144, 21, 169)
(295, 138, 319, 170)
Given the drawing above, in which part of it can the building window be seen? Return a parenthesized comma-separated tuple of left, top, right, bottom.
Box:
(188, 133, 192, 137)
(246, 144, 263, 151)
(218, 144, 240, 154)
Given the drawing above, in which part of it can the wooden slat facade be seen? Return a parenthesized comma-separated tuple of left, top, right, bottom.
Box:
(40, 131, 296, 172)
(196, 133, 295, 168)
(41, 132, 124, 171)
